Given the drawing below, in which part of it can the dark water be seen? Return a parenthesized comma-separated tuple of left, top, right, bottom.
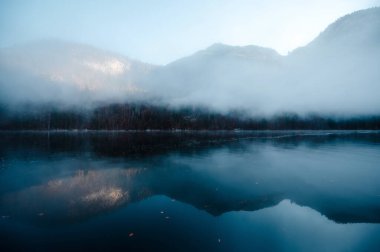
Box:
(1, 131, 380, 252)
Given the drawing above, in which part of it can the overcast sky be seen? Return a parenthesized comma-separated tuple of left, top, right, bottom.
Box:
(0, 0, 379, 64)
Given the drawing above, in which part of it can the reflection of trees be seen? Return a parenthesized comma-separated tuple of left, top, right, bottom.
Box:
(1, 103, 380, 130)
(2, 132, 379, 161)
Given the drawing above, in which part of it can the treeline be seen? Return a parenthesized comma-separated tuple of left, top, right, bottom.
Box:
(0, 103, 380, 130)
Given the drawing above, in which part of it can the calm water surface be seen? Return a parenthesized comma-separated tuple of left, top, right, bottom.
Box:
(0, 131, 380, 251)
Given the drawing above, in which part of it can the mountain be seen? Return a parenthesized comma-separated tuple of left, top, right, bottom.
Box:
(146, 7, 380, 115)
(0, 8, 379, 116)
(0, 40, 156, 107)
(294, 7, 380, 53)
(144, 43, 284, 112)
(284, 7, 380, 115)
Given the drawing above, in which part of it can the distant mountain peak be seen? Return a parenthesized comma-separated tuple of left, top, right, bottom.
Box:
(201, 43, 281, 60)
(308, 7, 380, 48)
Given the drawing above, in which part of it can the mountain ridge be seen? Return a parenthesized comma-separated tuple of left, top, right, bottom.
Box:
(0, 7, 379, 115)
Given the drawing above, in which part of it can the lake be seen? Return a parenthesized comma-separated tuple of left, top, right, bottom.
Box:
(1, 131, 380, 251)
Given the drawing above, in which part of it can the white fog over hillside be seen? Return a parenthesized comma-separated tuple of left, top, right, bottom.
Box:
(0, 7, 379, 116)
(0, 40, 155, 107)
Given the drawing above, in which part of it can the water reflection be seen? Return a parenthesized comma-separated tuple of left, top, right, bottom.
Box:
(1, 168, 151, 223)
(1, 131, 380, 225)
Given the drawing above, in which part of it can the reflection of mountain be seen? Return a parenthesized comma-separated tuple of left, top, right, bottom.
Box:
(0, 166, 282, 223)
(1, 168, 152, 222)
(1, 132, 380, 224)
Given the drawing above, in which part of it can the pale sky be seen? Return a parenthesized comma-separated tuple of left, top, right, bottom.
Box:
(0, 0, 379, 64)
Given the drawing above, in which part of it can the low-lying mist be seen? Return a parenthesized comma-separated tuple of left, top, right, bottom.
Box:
(0, 8, 379, 123)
